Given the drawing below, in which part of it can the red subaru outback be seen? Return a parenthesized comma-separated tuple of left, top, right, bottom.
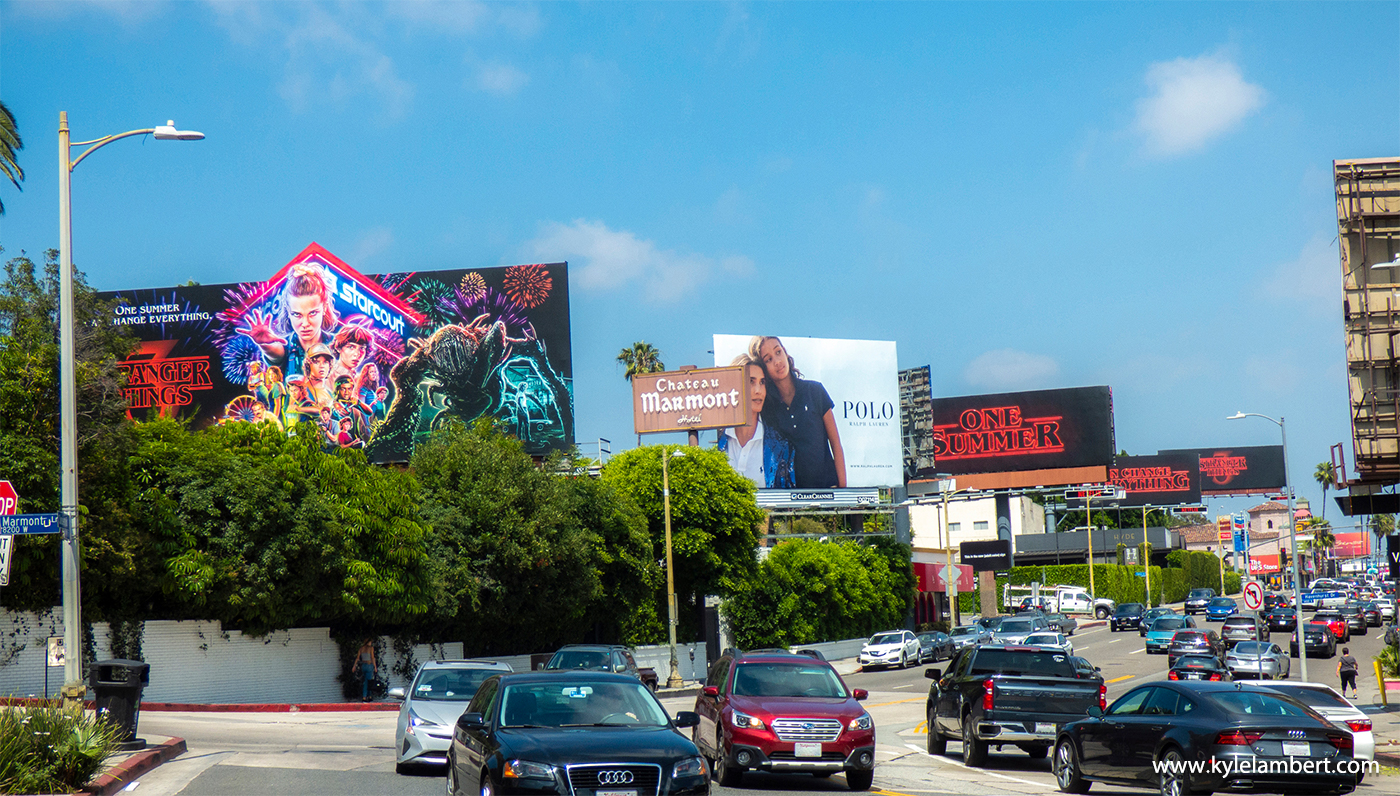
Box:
(691, 651, 875, 790)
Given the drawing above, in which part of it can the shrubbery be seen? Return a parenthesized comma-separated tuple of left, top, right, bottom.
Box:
(0, 702, 120, 794)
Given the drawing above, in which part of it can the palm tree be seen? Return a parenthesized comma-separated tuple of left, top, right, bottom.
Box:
(0, 100, 24, 215)
(1303, 517, 1336, 578)
(1313, 461, 1336, 521)
(616, 341, 665, 382)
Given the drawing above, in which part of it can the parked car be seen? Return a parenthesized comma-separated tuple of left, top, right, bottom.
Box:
(1050, 587, 1116, 619)
(1310, 610, 1351, 643)
(1045, 612, 1079, 636)
(445, 671, 709, 796)
(1069, 656, 1102, 681)
(1017, 596, 1055, 613)
(859, 630, 921, 670)
(1137, 607, 1175, 637)
(925, 645, 1105, 766)
(916, 631, 954, 663)
(1290, 624, 1337, 658)
(794, 649, 826, 661)
(1144, 615, 1196, 654)
(1166, 629, 1225, 668)
(694, 650, 875, 789)
(545, 644, 659, 690)
(991, 616, 1045, 645)
(1023, 631, 1074, 656)
(1205, 597, 1239, 621)
(976, 616, 1007, 633)
(1184, 587, 1217, 615)
(391, 659, 513, 773)
(1052, 682, 1360, 796)
(949, 624, 991, 651)
(1110, 603, 1145, 632)
(1338, 603, 1368, 635)
(1220, 615, 1270, 647)
(1253, 682, 1374, 772)
(1168, 654, 1232, 682)
(1266, 607, 1297, 632)
(1224, 641, 1291, 681)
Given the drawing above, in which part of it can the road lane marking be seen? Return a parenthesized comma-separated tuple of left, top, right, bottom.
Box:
(913, 720, 927, 734)
(901, 742, 1053, 787)
(893, 683, 914, 688)
(1129, 648, 1145, 654)
(1106, 674, 1135, 683)
(1107, 639, 1120, 644)
(867, 697, 924, 707)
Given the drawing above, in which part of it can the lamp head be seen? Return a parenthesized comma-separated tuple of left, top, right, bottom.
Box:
(153, 120, 204, 141)
(1370, 253, 1400, 269)
(1227, 412, 1246, 420)
(671, 450, 686, 459)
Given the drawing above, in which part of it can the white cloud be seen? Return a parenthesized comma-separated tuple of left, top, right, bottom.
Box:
(350, 226, 394, 266)
(963, 349, 1061, 391)
(476, 64, 530, 96)
(1262, 234, 1339, 315)
(1134, 51, 1265, 156)
(523, 219, 752, 302)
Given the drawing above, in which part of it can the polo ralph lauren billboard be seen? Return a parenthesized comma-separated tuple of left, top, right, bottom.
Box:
(1160, 446, 1286, 495)
(930, 386, 1115, 476)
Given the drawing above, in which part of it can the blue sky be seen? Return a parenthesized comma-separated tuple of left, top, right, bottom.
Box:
(2, 2, 1397, 521)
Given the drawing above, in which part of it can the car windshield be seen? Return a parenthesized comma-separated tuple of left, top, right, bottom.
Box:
(411, 667, 497, 702)
(1209, 598, 1234, 607)
(1024, 634, 1061, 645)
(1223, 617, 1252, 626)
(1152, 617, 1187, 632)
(1176, 656, 1220, 669)
(1172, 632, 1206, 644)
(969, 649, 1075, 678)
(731, 662, 848, 698)
(499, 681, 670, 727)
(951, 626, 977, 637)
(1262, 686, 1350, 709)
(978, 617, 1005, 631)
(1232, 642, 1270, 656)
(998, 620, 1034, 634)
(1116, 604, 1144, 614)
(1270, 609, 1295, 616)
(1313, 612, 1342, 621)
(547, 649, 611, 670)
(1189, 590, 1213, 598)
(917, 634, 938, 643)
(1208, 691, 1315, 718)
(869, 633, 902, 645)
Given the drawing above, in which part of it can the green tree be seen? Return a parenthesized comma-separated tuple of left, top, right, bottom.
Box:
(0, 100, 22, 214)
(616, 341, 665, 381)
(1314, 461, 1336, 521)
(602, 445, 763, 642)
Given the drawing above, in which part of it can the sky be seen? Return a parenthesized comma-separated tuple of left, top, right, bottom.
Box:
(1, 1, 1397, 525)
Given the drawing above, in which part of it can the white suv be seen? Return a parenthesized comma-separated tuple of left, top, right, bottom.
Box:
(859, 629, 920, 670)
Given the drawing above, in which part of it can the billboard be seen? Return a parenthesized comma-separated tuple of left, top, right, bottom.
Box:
(1161, 446, 1286, 495)
(1333, 532, 1371, 559)
(632, 366, 749, 434)
(101, 243, 573, 463)
(1105, 452, 1202, 507)
(1248, 554, 1281, 575)
(929, 386, 1114, 475)
(712, 335, 901, 489)
(961, 539, 1012, 572)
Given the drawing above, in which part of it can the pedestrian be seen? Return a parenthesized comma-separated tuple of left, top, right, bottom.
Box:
(1337, 646, 1359, 699)
(356, 639, 377, 702)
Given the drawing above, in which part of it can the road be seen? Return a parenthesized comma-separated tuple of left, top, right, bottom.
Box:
(129, 607, 1390, 796)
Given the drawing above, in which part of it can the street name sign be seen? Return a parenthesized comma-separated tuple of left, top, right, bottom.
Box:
(0, 514, 62, 535)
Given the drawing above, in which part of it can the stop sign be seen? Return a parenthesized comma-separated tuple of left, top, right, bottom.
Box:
(0, 481, 17, 516)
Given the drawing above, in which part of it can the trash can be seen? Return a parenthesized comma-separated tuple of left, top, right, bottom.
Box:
(90, 659, 149, 751)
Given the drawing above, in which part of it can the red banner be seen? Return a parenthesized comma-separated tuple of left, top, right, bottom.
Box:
(914, 562, 975, 592)
(1248, 554, 1280, 574)
(1334, 532, 1371, 558)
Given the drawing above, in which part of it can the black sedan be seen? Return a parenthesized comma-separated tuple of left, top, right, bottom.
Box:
(1359, 601, 1382, 627)
(1266, 608, 1297, 632)
(1053, 682, 1360, 795)
(1111, 603, 1146, 632)
(445, 671, 709, 796)
(1167, 654, 1231, 682)
(1290, 625, 1338, 658)
(916, 632, 954, 663)
(1166, 629, 1226, 668)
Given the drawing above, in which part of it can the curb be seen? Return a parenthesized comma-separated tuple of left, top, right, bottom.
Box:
(1376, 749, 1400, 768)
(655, 686, 702, 700)
(84, 736, 186, 796)
(140, 701, 401, 712)
(1078, 621, 1108, 629)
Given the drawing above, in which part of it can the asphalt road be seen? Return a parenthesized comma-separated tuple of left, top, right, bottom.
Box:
(130, 605, 1392, 796)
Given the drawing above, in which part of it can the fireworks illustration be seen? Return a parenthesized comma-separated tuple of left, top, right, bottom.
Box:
(503, 263, 552, 309)
(441, 286, 530, 336)
(459, 272, 488, 303)
(405, 277, 457, 330)
(220, 334, 264, 384)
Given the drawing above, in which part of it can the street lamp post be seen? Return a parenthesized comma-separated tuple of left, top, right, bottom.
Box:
(57, 112, 202, 703)
(1228, 411, 1305, 683)
(661, 448, 685, 688)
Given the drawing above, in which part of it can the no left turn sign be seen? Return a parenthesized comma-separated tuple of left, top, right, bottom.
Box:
(1243, 580, 1264, 611)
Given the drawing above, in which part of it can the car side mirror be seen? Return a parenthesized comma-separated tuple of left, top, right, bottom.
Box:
(674, 711, 700, 728)
(1087, 705, 1104, 718)
(387, 687, 406, 700)
(458, 712, 485, 729)
(1094, 666, 1102, 672)
(702, 685, 719, 698)
(925, 668, 941, 681)
(853, 689, 868, 701)
(615, 664, 627, 673)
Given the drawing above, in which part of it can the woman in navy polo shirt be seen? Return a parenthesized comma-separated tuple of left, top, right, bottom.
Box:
(751, 335, 847, 489)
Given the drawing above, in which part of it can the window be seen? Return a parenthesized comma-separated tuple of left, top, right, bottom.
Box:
(1108, 688, 1151, 716)
(1268, 520, 1274, 529)
(973, 521, 989, 531)
(948, 522, 961, 533)
(1143, 688, 1179, 716)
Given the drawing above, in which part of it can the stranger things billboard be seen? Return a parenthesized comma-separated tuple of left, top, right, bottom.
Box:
(1106, 452, 1201, 507)
(1160, 446, 1286, 496)
(929, 386, 1114, 475)
(100, 243, 574, 463)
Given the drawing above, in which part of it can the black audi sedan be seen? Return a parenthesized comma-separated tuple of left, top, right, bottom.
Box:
(1266, 607, 1297, 633)
(1053, 681, 1359, 795)
(1111, 603, 1146, 632)
(445, 671, 709, 796)
(1290, 625, 1337, 658)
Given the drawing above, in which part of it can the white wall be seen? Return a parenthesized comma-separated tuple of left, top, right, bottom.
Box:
(909, 495, 1045, 551)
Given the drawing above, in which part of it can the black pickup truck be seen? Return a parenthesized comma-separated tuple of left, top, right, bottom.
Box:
(924, 644, 1105, 766)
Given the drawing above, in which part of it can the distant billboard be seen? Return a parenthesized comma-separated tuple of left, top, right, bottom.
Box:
(100, 243, 573, 463)
(961, 539, 1012, 572)
(1105, 453, 1201, 507)
(1333, 532, 1371, 559)
(1248, 554, 1281, 575)
(1160, 446, 1286, 495)
(712, 335, 901, 489)
(929, 386, 1114, 475)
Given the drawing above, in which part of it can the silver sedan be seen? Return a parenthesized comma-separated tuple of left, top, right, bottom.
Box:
(390, 659, 513, 772)
(1224, 640, 1291, 680)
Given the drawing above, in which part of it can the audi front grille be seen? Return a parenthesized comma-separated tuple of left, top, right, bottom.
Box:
(771, 718, 843, 742)
(565, 763, 662, 796)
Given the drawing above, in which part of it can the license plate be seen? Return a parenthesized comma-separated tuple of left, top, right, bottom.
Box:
(1036, 722, 1055, 734)
(794, 742, 822, 758)
(599, 791, 636, 796)
(1282, 741, 1310, 757)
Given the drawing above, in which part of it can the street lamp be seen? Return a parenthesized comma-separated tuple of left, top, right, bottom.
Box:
(661, 447, 686, 688)
(57, 112, 203, 703)
(1227, 411, 1306, 683)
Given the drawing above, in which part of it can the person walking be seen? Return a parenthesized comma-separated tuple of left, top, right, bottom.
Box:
(356, 639, 377, 702)
(1337, 646, 1359, 700)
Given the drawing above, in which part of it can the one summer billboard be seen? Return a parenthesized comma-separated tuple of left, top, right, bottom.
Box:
(929, 386, 1115, 479)
(101, 243, 574, 463)
(712, 335, 901, 489)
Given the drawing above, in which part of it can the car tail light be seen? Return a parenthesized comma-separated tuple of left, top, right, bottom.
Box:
(1328, 733, 1353, 751)
(1098, 683, 1107, 711)
(1346, 719, 1371, 733)
(1168, 671, 1180, 680)
(1209, 674, 1222, 681)
(1215, 730, 1263, 745)
(982, 678, 994, 711)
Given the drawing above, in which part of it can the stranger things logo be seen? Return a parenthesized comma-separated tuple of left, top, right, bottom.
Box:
(1161, 446, 1286, 495)
(928, 386, 1114, 476)
(1104, 453, 1201, 507)
(118, 341, 214, 414)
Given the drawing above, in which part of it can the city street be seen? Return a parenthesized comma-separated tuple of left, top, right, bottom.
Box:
(125, 609, 1392, 796)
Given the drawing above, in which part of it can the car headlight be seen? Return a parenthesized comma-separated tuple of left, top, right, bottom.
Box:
(672, 756, 707, 778)
(406, 711, 438, 736)
(848, 712, 873, 731)
(503, 759, 557, 779)
(730, 710, 765, 731)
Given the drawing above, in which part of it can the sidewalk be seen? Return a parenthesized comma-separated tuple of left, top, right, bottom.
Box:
(1356, 658, 1400, 767)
